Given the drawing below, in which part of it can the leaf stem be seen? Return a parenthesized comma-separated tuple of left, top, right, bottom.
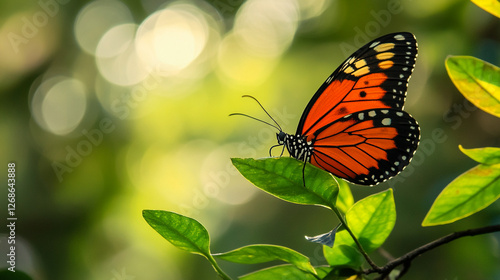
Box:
(207, 254, 232, 280)
(331, 207, 381, 272)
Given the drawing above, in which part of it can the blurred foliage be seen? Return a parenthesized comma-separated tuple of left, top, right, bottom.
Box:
(423, 55, 500, 227)
(0, 0, 499, 279)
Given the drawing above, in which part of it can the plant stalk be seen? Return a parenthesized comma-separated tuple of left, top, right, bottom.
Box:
(331, 207, 382, 272)
(207, 254, 232, 280)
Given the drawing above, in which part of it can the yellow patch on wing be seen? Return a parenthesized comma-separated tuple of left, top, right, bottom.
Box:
(378, 60, 394, 69)
(376, 52, 395, 60)
(344, 66, 355, 74)
(354, 59, 367, 68)
(352, 67, 370, 77)
(374, 43, 395, 52)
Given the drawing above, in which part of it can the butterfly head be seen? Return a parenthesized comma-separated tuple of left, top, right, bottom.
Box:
(276, 131, 286, 145)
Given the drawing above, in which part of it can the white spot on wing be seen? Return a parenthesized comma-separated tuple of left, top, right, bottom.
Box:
(370, 41, 380, 48)
(394, 34, 405, 40)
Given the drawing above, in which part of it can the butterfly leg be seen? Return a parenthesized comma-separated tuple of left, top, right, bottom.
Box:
(301, 160, 307, 188)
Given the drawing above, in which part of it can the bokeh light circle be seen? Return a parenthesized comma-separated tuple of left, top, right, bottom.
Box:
(96, 23, 150, 86)
(233, 0, 299, 57)
(74, 0, 134, 55)
(31, 77, 87, 135)
(135, 4, 210, 76)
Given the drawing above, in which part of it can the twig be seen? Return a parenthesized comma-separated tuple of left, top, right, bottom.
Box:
(331, 207, 382, 272)
(364, 224, 500, 277)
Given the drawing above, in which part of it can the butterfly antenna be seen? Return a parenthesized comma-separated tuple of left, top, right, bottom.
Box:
(229, 95, 283, 131)
(229, 113, 281, 131)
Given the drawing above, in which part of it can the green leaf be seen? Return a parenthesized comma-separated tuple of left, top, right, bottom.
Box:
(0, 270, 33, 280)
(422, 164, 500, 226)
(143, 210, 232, 280)
(143, 210, 211, 257)
(459, 145, 500, 165)
(323, 267, 362, 279)
(214, 245, 316, 275)
(324, 190, 396, 268)
(346, 189, 396, 252)
(471, 0, 500, 18)
(232, 157, 339, 208)
(445, 56, 500, 117)
(240, 264, 332, 280)
(336, 179, 354, 214)
(323, 228, 365, 268)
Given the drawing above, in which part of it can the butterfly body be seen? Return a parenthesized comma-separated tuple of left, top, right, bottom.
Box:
(277, 132, 313, 162)
(278, 32, 420, 186)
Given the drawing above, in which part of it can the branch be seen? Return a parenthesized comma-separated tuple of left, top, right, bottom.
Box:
(331, 207, 381, 271)
(364, 224, 500, 277)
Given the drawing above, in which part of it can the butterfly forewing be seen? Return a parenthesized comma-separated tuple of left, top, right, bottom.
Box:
(298, 32, 418, 138)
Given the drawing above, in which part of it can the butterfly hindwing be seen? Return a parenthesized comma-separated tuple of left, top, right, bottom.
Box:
(298, 32, 418, 138)
(310, 108, 419, 186)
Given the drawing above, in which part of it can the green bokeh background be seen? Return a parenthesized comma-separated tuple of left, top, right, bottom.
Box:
(1, 0, 499, 279)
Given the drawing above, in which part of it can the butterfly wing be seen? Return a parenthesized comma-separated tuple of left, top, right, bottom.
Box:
(310, 108, 419, 185)
(297, 32, 418, 138)
(295, 32, 419, 185)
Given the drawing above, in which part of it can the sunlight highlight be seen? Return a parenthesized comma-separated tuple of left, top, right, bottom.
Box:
(135, 4, 210, 75)
(233, 0, 299, 57)
(95, 23, 149, 86)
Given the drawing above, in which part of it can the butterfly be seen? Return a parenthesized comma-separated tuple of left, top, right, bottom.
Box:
(233, 32, 419, 186)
